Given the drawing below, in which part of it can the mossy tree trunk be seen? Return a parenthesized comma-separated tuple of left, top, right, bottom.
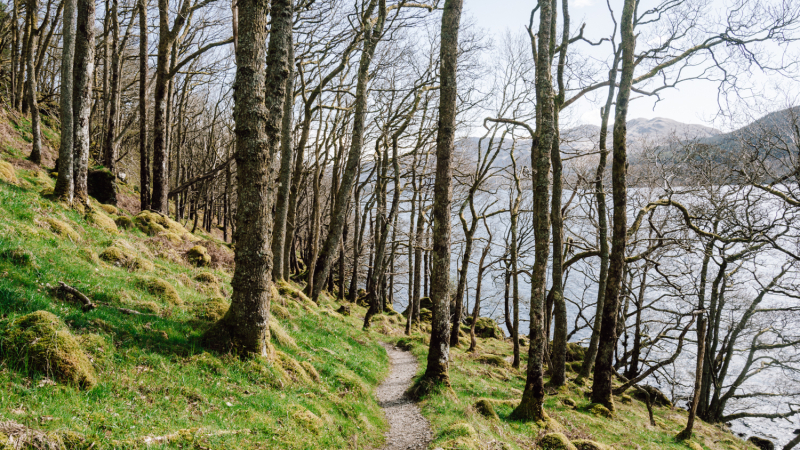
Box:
(138, 0, 150, 210)
(73, 0, 95, 206)
(418, 0, 463, 392)
(25, 0, 41, 166)
(512, 0, 555, 422)
(203, 0, 291, 356)
(102, 0, 120, 173)
(54, 0, 75, 202)
(591, 0, 636, 412)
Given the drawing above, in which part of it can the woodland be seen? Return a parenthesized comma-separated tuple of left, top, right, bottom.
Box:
(1, 0, 800, 448)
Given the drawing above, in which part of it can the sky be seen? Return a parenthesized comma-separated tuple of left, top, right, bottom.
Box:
(461, 0, 792, 131)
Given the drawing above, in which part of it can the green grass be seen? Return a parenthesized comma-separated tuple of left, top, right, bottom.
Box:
(385, 327, 755, 450)
(0, 161, 390, 449)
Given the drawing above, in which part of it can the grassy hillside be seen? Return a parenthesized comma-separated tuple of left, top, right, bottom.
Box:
(0, 114, 390, 449)
(0, 109, 757, 450)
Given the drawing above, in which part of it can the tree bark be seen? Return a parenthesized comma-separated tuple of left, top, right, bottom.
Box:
(591, 0, 636, 412)
(138, 0, 150, 210)
(512, 0, 555, 422)
(417, 0, 463, 393)
(72, 0, 95, 206)
(54, 0, 75, 202)
(271, 25, 294, 281)
(102, 0, 120, 173)
(25, 0, 42, 166)
(202, 0, 291, 355)
(676, 315, 706, 441)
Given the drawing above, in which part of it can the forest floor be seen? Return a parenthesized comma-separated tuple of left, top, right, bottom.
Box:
(0, 107, 762, 450)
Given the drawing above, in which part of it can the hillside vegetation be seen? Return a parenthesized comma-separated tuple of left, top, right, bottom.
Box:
(0, 112, 757, 450)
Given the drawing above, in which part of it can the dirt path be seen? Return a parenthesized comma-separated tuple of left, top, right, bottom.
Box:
(376, 342, 432, 450)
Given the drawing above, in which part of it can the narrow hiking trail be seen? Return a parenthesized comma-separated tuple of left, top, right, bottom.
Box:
(376, 343, 432, 450)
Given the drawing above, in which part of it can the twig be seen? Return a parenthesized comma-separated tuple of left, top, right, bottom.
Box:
(58, 282, 95, 311)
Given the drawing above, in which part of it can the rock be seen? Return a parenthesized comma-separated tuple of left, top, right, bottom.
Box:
(194, 272, 219, 285)
(87, 209, 118, 234)
(419, 297, 433, 310)
(196, 297, 229, 321)
(539, 433, 578, 450)
(134, 210, 192, 239)
(589, 403, 613, 418)
(395, 338, 413, 351)
(631, 385, 672, 407)
(100, 204, 118, 215)
(138, 277, 182, 305)
(99, 242, 152, 272)
(473, 317, 504, 339)
(419, 308, 433, 323)
(474, 399, 498, 419)
(1, 311, 96, 388)
(186, 245, 211, 267)
(336, 304, 351, 316)
(572, 440, 612, 450)
(619, 394, 632, 404)
(87, 168, 118, 206)
(561, 398, 577, 408)
(0, 160, 18, 184)
(115, 216, 133, 230)
(478, 354, 509, 368)
(44, 217, 80, 241)
(565, 342, 587, 362)
(748, 436, 774, 450)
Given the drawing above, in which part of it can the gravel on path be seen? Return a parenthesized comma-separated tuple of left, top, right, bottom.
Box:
(376, 342, 432, 450)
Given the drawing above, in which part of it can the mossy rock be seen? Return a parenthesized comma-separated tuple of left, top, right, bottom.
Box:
(477, 354, 509, 368)
(419, 308, 433, 323)
(747, 436, 774, 450)
(442, 422, 477, 439)
(292, 407, 323, 431)
(395, 338, 414, 351)
(336, 303, 351, 316)
(186, 245, 211, 267)
(686, 442, 704, 450)
(196, 297, 229, 321)
(572, 439, 613, 450)
(561, 398, 577, 408)
(1, 311, 96, 388)
(588, 403, 613, 418)
(87, 209, 118, 234)
(114, 216, 133, 230)
(277, 281, 313, 304)
(58, 430, 92, 449)
(138, 277, 182, 305)
(270, 302, 291, 320)
(539, 433, 578, 450)
(0, 160, 18, 184)
(44, 217, 80, 241)
(194, 272, 219, 284)
(619, 394, 632, 404)
(134, 210, 190, 239)
(474, 317, 503, 339)
(0, 247, 35, 266)
(99, 244, 152, 272)
(474, 398, 498, 420)
(100, 204, 118, 215)
(565, 342, 587, 362)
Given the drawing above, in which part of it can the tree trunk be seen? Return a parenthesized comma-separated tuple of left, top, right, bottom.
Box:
(72, 0, 95, 206)
(54, 0, 76, 202)
(512, 0, 555, 422)
(591, 0, 636, 412)
(138, 0, 150, 210)
(25, 0, 42, 166)
(417, 0, 463, 393)
(676, 315, 706, 441)
(203, 0, 291, 355)
(272, 28, 294, 282)
(150, 0, 171, 213)
(102, 0, 120, 172)
(468, 242, 491, 353)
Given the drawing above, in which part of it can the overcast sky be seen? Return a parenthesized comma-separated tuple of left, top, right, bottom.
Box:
(461, 0, 790, 131)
